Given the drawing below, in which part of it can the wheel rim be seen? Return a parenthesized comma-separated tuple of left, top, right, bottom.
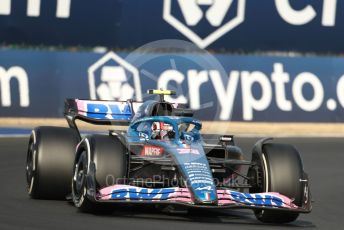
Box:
(261, 153, 269, 193)
(249, 152, 269, 218)
(72, 153, 87, 201)
(254, 153, 269, 218)
(26, 141, 35, 192)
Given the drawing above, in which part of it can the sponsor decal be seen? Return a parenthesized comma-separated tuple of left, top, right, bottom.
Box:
(182, 134, 194, 142)
(110, 187, 176, 200)
(0, 0, 72, 18)
(228, 191, 284, 207)
(163, 0, 338, 48)
(88, 52, 142, 101)
(138, 132, 149, 140)
(138, 62, 344, 121)
(275, 0, 337, 27)
(163, 0, 246, 48)
(195, 186, 212, 191)
(177, 148, 200, 155)
(141, 145, 164, 157)
(0, 66, 30, 107)
(184, 162, 214, 186)
(0, 1, 340, 53)
(2, 49, 344, 122)
(77, 100, 132, 120)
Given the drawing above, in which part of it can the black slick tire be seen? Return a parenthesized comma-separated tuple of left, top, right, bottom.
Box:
(26, 126, 79, 199)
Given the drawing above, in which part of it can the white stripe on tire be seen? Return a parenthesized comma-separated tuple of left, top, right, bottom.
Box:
(262, 153, 269, 192)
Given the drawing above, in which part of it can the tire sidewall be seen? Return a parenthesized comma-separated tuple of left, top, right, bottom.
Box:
(251, 143, 304, 223)
(26, 126, 80, 199)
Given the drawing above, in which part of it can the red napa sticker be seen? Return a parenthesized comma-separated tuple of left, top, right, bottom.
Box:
(141, 145, 164, 157)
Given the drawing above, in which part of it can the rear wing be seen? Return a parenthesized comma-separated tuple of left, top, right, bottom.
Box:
(64, 99, 142, 129)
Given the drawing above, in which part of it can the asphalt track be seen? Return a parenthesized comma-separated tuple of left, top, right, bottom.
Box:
(0, 136, 343, 229)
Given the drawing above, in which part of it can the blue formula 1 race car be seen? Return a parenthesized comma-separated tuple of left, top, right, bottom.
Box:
(26, 90, 311, 223)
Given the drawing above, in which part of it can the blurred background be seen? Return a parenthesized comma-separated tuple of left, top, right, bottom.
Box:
(0, 0, 344, 136)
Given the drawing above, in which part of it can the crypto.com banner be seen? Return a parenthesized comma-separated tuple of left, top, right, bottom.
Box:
(0, 0, 343, 52)
(0, 49, 344, 122)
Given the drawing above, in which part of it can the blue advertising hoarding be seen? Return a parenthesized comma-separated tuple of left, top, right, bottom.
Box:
(0, 48, 344, 122)
(0, 0, 343, 53)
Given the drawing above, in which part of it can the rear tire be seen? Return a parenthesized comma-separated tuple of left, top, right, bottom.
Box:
(26, 126, 79, 199)
(72, 135, 127, 213)
(249, 143, 304, 223)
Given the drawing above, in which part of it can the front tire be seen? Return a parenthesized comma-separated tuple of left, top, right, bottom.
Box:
(72, 135, 127, 213)
(249, 143, 305, 223)
(72, 150, 96, 212)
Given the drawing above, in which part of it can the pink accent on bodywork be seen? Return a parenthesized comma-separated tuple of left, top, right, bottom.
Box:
(216, 190, 298, 208)
(98, 185, 192, 203)
(217, 190, 236, 205)
(98, 185, 298, 209)
(76, 99, 87, 116)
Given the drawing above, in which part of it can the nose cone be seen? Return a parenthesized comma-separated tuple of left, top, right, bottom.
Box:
(169, 142, 218, 205)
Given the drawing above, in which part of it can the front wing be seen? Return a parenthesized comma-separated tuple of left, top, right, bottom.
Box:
(96, 185, 311, 213)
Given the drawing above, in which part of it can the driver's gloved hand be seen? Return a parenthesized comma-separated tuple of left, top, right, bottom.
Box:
(167, 130, 176, 139)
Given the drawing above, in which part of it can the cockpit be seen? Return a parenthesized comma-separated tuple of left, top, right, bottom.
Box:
(128, 90, 199, 142)
(131, 117, 201, 142)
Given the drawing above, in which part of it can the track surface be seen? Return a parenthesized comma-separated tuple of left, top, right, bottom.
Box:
(0, 137, 343, 229)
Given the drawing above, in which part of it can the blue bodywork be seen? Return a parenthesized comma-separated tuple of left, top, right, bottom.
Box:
(71, 99, 219, 203)
(66, 98, 311, 214)
(73, 99, 218, 204)
(127, 116, 217, 204)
